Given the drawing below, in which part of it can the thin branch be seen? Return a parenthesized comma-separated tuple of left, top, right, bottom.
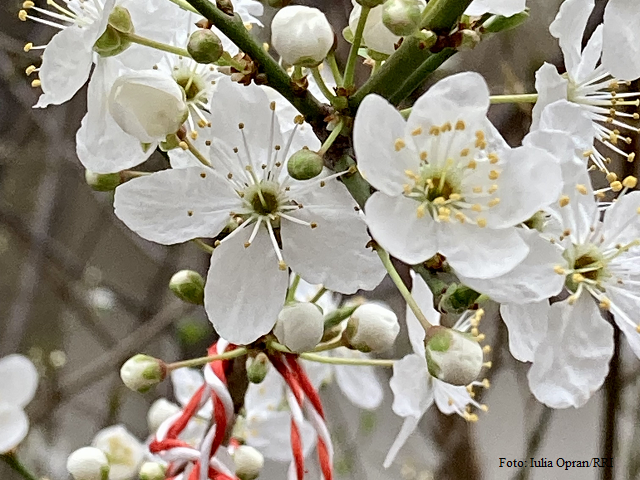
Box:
(601, 318, 621, 480)
(513, 407, 553, 480)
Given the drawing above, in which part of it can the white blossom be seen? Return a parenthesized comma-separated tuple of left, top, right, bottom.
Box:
(354, 72, 561, 278)
(602, 0, 640, 81)
(0, 354, 39, 453)
(273, 302, 325, 353)
(67, 447, 110, 480)
(91, 425, 145, 480)
(465, 0, 526, 17)
(115, 78, 385, 345)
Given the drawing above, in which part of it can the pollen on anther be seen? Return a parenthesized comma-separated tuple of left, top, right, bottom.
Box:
(420, 151, 428, 161)
(559, 195, 570, 207)
(611, 181, 623, 192)
(310, 222, 318, 229)
(320, 181, 325, 187)
(488, 198, 500, 207)
(429, 126, 441, 136)
(460, 148, 470, 157)
(488, 170, 500, 180)
(187, 210, 194, 217)
(25, 65, 36, 75)
(394, 138, 406, 151)
(472, 186, 482, 194)
(244, 242, 251, 248)
(441, 122, 452, 132)
(477, 218, 487, 228)
(599, 298, 611, 310)
(488, 152, 499, 164)
(623, 176, 638, 189)
(270, 101, 276, 111)
(467, 160, 477, 170)
(238, 123, 245, 129)
(205, 140, 212, 146)
(455, 120, 466, 130)
(278, 260, 287, 271)
(294, 115, 304, 125)
(200, 172, 207, 178)
(471, 204, 482, 212)
(553, 265, 565, 275)
(411, 127, 423, 136)
(179, 141, 189, 150)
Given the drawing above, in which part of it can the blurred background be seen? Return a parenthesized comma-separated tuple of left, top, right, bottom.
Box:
(1, 0, 639, 479)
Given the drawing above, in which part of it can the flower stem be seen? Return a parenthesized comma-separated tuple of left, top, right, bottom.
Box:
(166, 0, 199, 13)
(1, 454, 39, 480)
(193, 238, 214, 254)
(313, 335, 347, 352)
(311, 66, 338, 104)
(286, 274, 301, 303)
(310, 286, 328, 304)
(374, 246, 433, 331)
(216, 52, 249, 72)
(317, 120, 344, 156)
(167, 347, 248, 370)
(122, 32, 191, 57)
(343, 6, 370, 88)
(489, 93, 538, 104)
(326, 51, 343, 87)
(301, 352, 395, 367)
(182, 138, 212, 167)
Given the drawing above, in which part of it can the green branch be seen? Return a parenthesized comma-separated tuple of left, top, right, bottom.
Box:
(1, 454, 39, 480)
(184, 0, 325, 124)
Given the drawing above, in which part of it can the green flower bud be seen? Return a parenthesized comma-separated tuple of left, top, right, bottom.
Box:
(169, 270, 205, 305)
(66, 447, 110, 480)
(382, 0, 422, 36)
(482, 9, 529, 34)
(246, 352, 270, 384)
(458, 29, 481, 51)
(120, 354, 167, 393)
(414, 29, 437, 49)
(93, 7, 134, 57)
(345, 303, 399, 353)
(424, 326, 483, 386)
(439, 283, 481, 314)
(274, 302, 324, 353)
(85, 170, 122, 192)
(323, 304, 358, 330)
(287, 148, 324, 180)
(356, 0, 385, 7)
(139, 462, 166, 480)
(233, 445, 264, 480)
(187, 29, 224, 64)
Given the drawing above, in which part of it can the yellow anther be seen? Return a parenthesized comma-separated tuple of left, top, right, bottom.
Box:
(472, 186, 483, 194)
(596, 191, 606, 200)
(488, 198, 500, 207)
(449, 193, 462, 201)
(559, 195, 570, 207)
(572, 273, 585, 283)
(488, 170, 500, 180)
(488, 152, 499, 164)
(471, 203, 482, 212)
(190, 131, 198, 140)
(25, 65, 36, 75)
(475, 130, 485, 140)
(263, 42, 269, 51)
(606, 172, 618, 183)
(197, 119, 208, 128)
(416, 204, 426, 218)
(466, 385, 473, 393)
(611, 181, 623, 192)
(403, 184, 412, 194)
(483, 361, 492, 368)
(404, 169, 419, 180)
(433, 196, 446, 205)
(23, 1, 34, 8)
(467, 159, 477, 169)
(629, 152, 636, 162)
(278, 260, 287, 271)
(488, 184, 498, 194)
(438, 207, 451, 216)
(24, 42, 33, 52)
(599, 298, 611, 310)
(471, 327, 479, 337)
(441, 122, 452, 132)
(636, 324, 640, 333)
(394, 138, 406, 151)
(609, 131, 619, 144)
(18, 10, 28, 21)
(553, 265, 565, 275)
(477, 218, 487, 228)
(460, 148, 470, 157)
(567, 294, 579, 305)
(576, 184, 588, 195)
(31, 79, 41, 88)
(429, 126, 441, 135)
(623, 176, 638, 189)
(453, 119, 465, 131)
(482, 378, 490, 389)
(419, 151, 428, 161)
(245, 22, 253, 30)
(483, 345, 491, 353)
(411, 127, 423, 136)
(637, 207, 640, 215)
(438, 214, 451, 222)
(480, 404, 489, 412)
(179, 141, 189, 150)
(244, 242, 251, 248)
(455, 212, 466, 223)
(294, 115, 304, 125)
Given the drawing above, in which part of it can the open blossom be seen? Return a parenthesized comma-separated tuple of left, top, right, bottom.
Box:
(354, 72, 561, 278)
(602, 0, 640, 81)
(115, 79, 385, 344)
(91, 425, 145, 480)
(532, 0, 640, 171)
(0, 354, 39, 453)
(385, 272, 487, 468)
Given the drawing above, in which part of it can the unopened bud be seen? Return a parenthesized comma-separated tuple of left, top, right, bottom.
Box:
(66, 447, 110, 480)
(187, 29, 224, 64)
(120, 354, 166, 393)
(246, 353, 270, 384)
(458, 29, 481, 50)
(424, 326, 483, 386)
(233, 445, 264, 480)
(93, 6, 133, 57)
(439, 283, 481, 314)
(287, 148, 324, 180)
(139, 462, 166, 480)
(273, 302, 324, 353)
(345, 303, 399, 353)
(85, 170, 122, 191)
(482, 10, 529, 34)
(271, 6, 334, 67)
(382, 0, 422, 36)
(169, 270, 205, 305)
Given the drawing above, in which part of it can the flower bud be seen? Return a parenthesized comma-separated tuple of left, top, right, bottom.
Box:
(246, 353, 270, 384)
(169, 270, 205, 305)
(273, 302, 324, 353)
(66, 447, 110, 480)
(382, 0, 422, 36)
(85, 170, 122, 192)
(287, 148, 324, 180)
(345, 303, 399, 353)
(187, 29, 224, 64)
(108, 71, 189, 143)
(120, 354, 166, 393)
(233, 445, 264, 480)
(93, 7, 134, 57)
(271, 6, 334, 67)
(147, 398, 181, 432)
(458, 29, 481, 50)
(139, 462, 166, 480)
(424, 326, 483, 386)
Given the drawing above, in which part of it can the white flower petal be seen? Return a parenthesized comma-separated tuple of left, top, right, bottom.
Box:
(282, 178, 385, 294)
(537, 100, 596, 152)
(364, 192, 439, 265)
(333, 349, 383, 410)
(531, 63, 569, 130)
(114, 167, 237, 245)
(459, 229, 565, 304)
(438, 223, 529, 279)
(0, 354, 38, 408)
(204, 228, 289, 345)
(607, 286, 640, 359)
(549, 0, 595, 74)
(527, 296, 613, 408)
(390, 354, 433, 418)
(407, 272, 440, 355)
(246, 411, 316, 461)
(245, 368, 286, 413)
(574, 25, 604, 85)
(432, 380, 474, 415)
(383, 416, 420, 468)
(0, 403, 29, 453)
(170, 368, 212, 418)
(92, 425, 145, 480)
(465, 0, 526, 16)
(500, 300, 550, 362)
(602, 191, 640, 247)
(349, 4, 400, 56)
(602, 0, 640, 81)
(354, 94, 419, 196)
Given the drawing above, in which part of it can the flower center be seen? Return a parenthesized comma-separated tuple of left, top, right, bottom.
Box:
(174, 70, 206, 102)
(563, 244, 609, 292)
(245, 182, 281, 217)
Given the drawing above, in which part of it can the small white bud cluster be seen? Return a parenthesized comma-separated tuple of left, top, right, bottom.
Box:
(233, 445, 264, 480)
(273, 302, 324, 352)
(382, 0, 423, 36)
(345, 303, 399, 352)
(424, 326, 484, 386)
(120, 354, 166, 393)
(66, 447, 110, 480)
(139, 462, 166, 480)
